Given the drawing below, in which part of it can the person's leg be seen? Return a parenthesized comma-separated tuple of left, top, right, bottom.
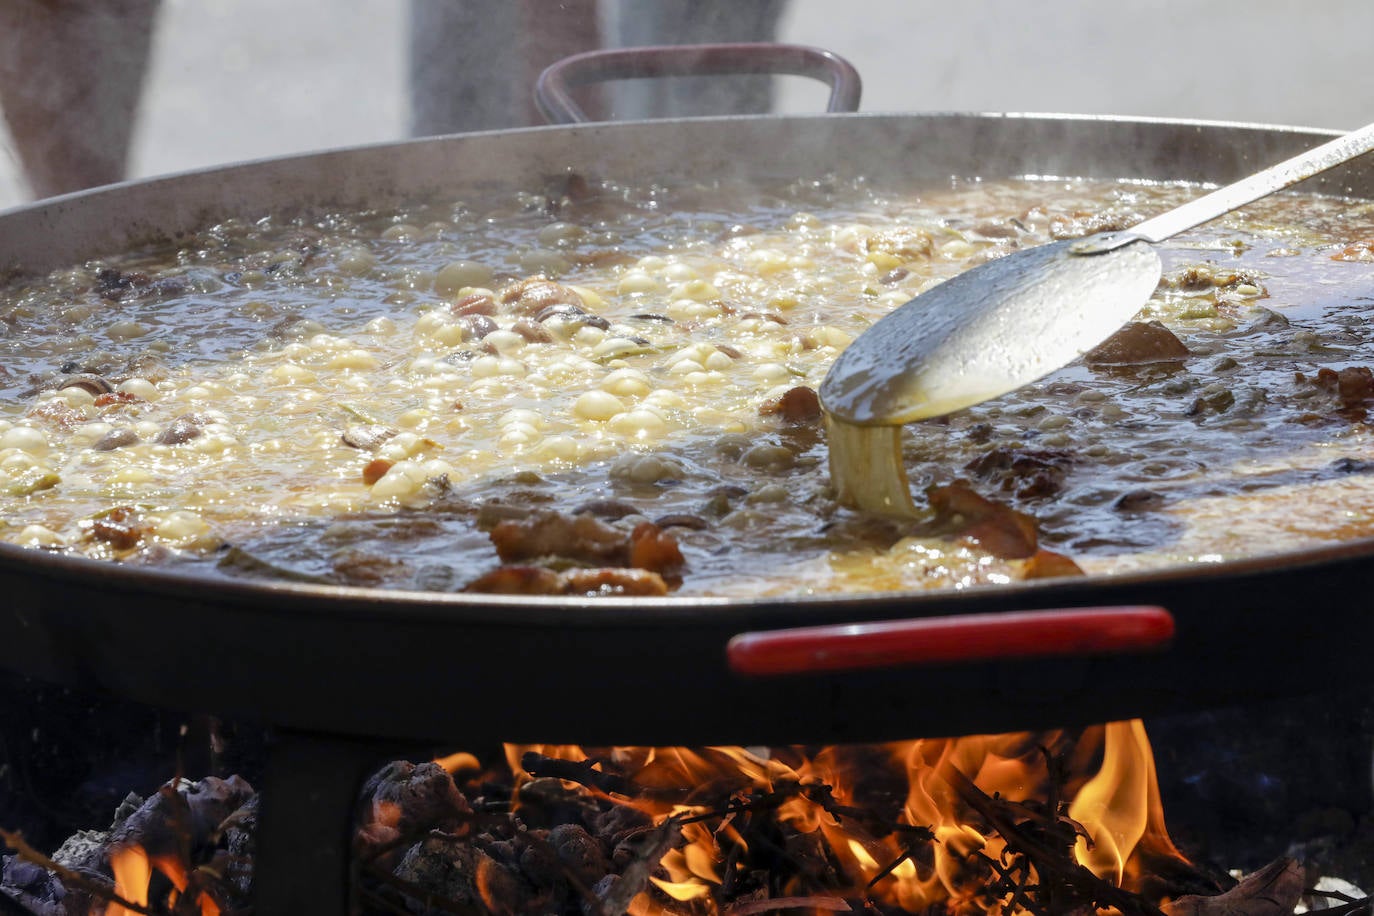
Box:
(409, 0, 601, 136)
(409, 0, 523, 135)
(516, 0, 603, 125)
(609, 0, 788, 120)
(0, 0, 160, 198)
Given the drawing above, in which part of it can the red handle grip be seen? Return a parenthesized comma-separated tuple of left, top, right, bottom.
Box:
(535, 42, 863, 124)
(727, 606, 1175, 677)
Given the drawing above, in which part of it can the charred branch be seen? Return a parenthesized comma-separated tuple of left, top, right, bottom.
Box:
(0, 829, 154, 915)
(937, 762, 1166, 916)
(519, 753, 687, 803)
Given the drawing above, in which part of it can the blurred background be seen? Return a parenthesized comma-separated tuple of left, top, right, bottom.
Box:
(1, 0, 1369, 210)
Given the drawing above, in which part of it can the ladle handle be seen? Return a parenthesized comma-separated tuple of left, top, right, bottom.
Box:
(1077, 119, 1374, 254)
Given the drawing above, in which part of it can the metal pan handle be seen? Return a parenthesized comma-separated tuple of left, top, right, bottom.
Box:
(727, 606, 1174, 676)
(535, 42, 863, 125)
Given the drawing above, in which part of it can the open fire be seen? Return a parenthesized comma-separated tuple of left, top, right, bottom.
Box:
(393, 724, 1211, 915)
(2, 717, 1368, 915)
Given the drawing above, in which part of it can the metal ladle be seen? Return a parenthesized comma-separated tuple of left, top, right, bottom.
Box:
(819, 121, 1374, 426)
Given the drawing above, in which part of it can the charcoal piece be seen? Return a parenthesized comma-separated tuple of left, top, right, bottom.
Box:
(393, 834, 482, 909)
(473, 845, 528, 916)
(110, 776, 254, 861)
(550, 824, 610, 887)
(222, 795, 258, 897)
(473, 837, 521, 873)
(781, 828, 842, 886)
(512, 777, 601, 831)
(590, 805, 653, 846)
(583, 874, 620, 916)
(49, 828, 112, 879)
(107, 793, 144, 830)
(357, 761, 472, 849)
(518, 834, 560, 886)
(1, 855, 70, 916)
(594, 819, 685, 916)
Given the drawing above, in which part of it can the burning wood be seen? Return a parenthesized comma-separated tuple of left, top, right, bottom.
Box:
(4, 725, 1371, 916)
(346, 729, 1307, 916)
(1162, 858, 1303, 916)
(1, 777, 253, 916)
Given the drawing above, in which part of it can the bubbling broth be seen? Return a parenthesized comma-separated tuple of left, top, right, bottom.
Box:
(3, 174, 1374, 596)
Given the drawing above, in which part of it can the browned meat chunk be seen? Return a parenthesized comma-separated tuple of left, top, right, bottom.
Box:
(1048, 209, 1144, 239)
(84, 505, 148, 551)
(560, 568, 670, 596)
(490, 511, 683, 576)
(451, 292, 497, 316)
(1019, 548, 1085, 579)
(463, 566, 566, 594)
(155, 413, 210, 445)
(626, 521, 684, 575)
(1085, 321, 1189, 366)
(926, 482, 1039, 559)
(759, 386, 823, 424)
(498, 277, 587, 317)
(1316, 365, 1374, 407)
(1331, 241, 1374, 262)
(965, 447, 1076, 500)
(464, 565, 669, 596)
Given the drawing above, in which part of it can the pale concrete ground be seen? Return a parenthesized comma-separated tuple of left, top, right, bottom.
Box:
(2, 1, 1371, 210)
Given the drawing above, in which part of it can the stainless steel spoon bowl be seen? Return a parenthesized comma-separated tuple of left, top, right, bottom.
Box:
(820, 120, 1374, 426)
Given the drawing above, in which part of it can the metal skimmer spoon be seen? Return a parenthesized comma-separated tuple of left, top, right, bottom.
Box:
(820, 121, 1374, 427)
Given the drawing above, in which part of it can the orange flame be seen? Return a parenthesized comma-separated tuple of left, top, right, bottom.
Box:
(1070, 720, 1187, 889)
(109, 845, 151, 915)
(503, 721, 1186, 913)
(108, 842, 221, 916)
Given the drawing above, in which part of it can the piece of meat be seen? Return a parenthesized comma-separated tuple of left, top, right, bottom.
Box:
(463, 565, 669, 596)
(560, 568, 670, 596)
(1085, 321, 1190, 366)
(964, 447, 1076, 500)
(451, 292, 497, 316)
(497, 277, 587, 317)
(1316, 365, 1374, 407)
(491, 511, 627, 564)
(463, 566, 566, 595)
(85, 505, 148, 551)
(759, 386, 823, 424)
(1019, 549, 1085, 579)
(926, 482, 1040, 559)
(1332, 240, 1374, 262)
(489, 511, 683, 575)
(627, 521, 684, 574)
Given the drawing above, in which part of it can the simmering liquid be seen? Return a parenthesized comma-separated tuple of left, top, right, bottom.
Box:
(2, 175, 1373, 595)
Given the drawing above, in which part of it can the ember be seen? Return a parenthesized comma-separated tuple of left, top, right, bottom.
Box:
(1, 776, 253, 914)
(5, 710, 1374, 915)
(344, 726, 1234, 915)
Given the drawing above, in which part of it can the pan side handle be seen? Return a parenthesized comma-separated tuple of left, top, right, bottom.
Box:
(535, 42, 862, 124)
(727, 606, 1175, 677)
